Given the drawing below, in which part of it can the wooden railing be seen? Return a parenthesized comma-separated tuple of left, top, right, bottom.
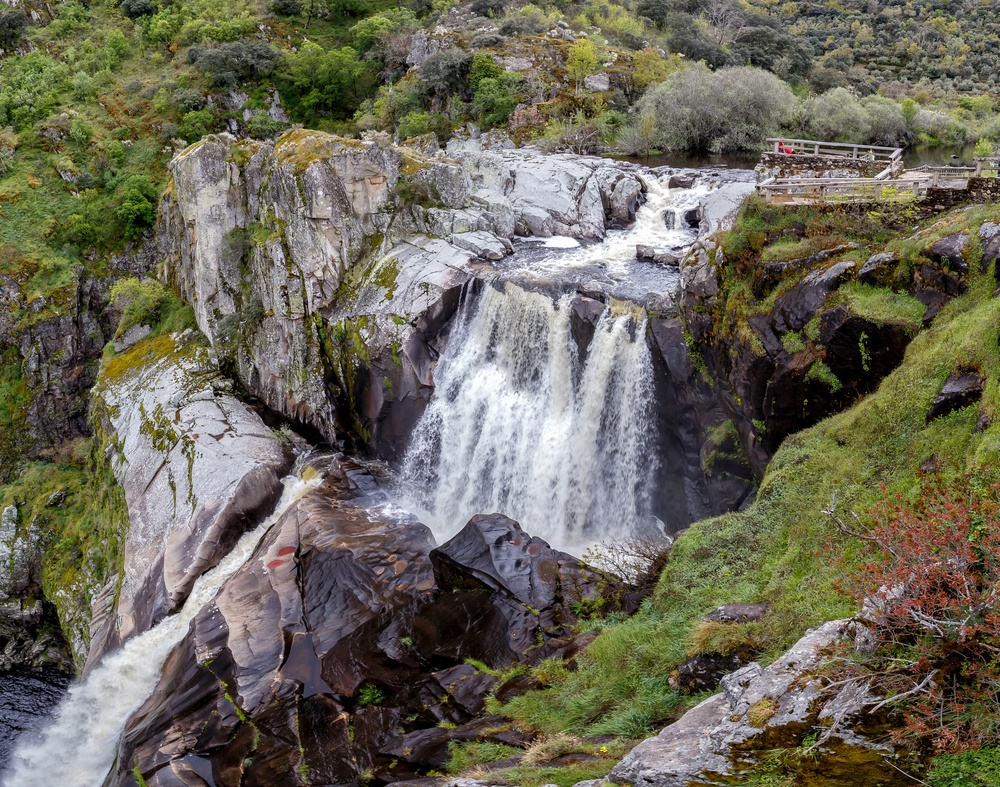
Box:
(765, 138, 904, 167)
(758, 176, 927, 205)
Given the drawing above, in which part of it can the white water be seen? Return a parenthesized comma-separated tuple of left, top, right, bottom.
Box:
(2, 467, 323, 787)
(398, 282, 659, 550)
(519, 175, 708, 275)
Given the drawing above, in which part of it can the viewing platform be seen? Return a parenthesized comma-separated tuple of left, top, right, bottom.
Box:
(756, 137, 1000, 206)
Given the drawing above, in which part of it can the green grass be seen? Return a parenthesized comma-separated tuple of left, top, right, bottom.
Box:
(927, 747, 1000, 787)
(504, 222, 1000, 741)
(830, 281, 926, 333)
(446, 742, 522, 774)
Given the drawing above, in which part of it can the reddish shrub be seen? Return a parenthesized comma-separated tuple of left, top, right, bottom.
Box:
(830, 478, 1000, 753)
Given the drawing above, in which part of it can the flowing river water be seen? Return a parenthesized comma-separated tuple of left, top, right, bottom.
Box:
(1, 462, 325, 787)
(2, 168, 752, 781)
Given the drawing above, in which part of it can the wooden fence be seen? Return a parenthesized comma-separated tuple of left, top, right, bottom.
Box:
(758, 176, 926, 205)
(765, 138, 904, 168)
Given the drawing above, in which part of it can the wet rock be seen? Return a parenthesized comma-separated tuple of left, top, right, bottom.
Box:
(703, 602, 769, 624)
(610, 176, 643, 223)
(610, 621, 911, 787)
(450, 230, 510, 261)
(86, 333, 290, 669)
(495, 672, 546, 703)
(857, 251, 898, 286)
(923, 232, 969, 273)
(927, 369, 984, 421)
(636, 245, 679, 265)
(110, 466, 611, 786)
(674, 651, 750, 694)
(668, 173, 696, 190)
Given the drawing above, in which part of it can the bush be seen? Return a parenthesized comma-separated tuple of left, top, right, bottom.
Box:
(178, 109, 214, 141)
(269, 0, 301, 15)
(419, 48, 470, 96)
(0, 9, 28, 49)
(828, 478, 1000, 753)
(121, 0, 154, 18)
(471, 32, 504, 48)
(472, 77, 517, 128)
(109, 278, 171, 338)
(801, 87, 870, 142)
(638, 64, 795, 152)
(116, 176, 158, 241)
(245, 110, 285, 139)
(470, 0, 504, 17)
(188, 41, 279, 88)
(279, 43, 370, 122)
(172, 88, 205, 111)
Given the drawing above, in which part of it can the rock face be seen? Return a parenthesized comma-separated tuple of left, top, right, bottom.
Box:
(158, 130, 646, 459)
(86, 333, 290, 669)
(0, 267, 111, 479)
(108, 460, 610, 786)
(610, 621, 912, 787)
(0, 505, 70, 670)
(678, 210, 974, 476)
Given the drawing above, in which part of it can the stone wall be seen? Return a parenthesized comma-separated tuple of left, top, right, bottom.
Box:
(760, 152, 888, 179)
(969, 177, 1000, 203)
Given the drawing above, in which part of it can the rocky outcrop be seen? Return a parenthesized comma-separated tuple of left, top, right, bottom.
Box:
(0, 504, 71, 670)
(86, 333, 290, 670)
(158, 130, 646, 458)
(610, 621, 912, 787)
(108, 459, 611, 786)
(0, 266, 111, 479)
(678, 211, 976, 476)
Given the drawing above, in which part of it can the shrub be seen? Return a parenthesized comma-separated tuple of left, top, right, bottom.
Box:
(279, 43, 370, 121)
(828, 478, 1000, 753)
(638, 64, 795, 152)
(188, 41, 279, 88)
(471, 77, 517, 128)
(469, 52, 504, 91)
(419, 48, 471, 96)
(566, 39, 599, 92)
(801, 87, 870, 142)
(178, 109, 214, 141)
(269, 0, 301, 15)
(116, 176, 158, 240)
(246, 110, 285, 139)
(471, 32, 504, 49)
(109, 278, 171, 338)
(470, 0, 504, 17)
(172, 88, 205, 111)
(0, 9, 28, 49)
(121, 0, 153, 18)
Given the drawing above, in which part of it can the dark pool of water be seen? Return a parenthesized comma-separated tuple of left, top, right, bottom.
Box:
(0, 668, 70, 765)
(613, 144, 983, 172)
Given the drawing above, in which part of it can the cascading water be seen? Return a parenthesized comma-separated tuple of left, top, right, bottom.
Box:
(516, 173, 708, 275)
(398, 282, 659, 549)
(1, 460, 325, 787)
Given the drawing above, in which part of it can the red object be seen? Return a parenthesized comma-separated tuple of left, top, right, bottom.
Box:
(277, 546, 296, 556)
(267, 559, 285, 570)
(778, 141, 795, 154)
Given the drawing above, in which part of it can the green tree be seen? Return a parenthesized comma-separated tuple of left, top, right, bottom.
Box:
(280, 43, 370, 121)
(566, 39, 599, 93)
(472, 77, 517, 128)
(116, 177, 158, 241)
(801, 87, 870, 142)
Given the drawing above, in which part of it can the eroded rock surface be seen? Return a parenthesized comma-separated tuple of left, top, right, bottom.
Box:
(108, 460, 611, 786)
(610, 621, 911, 787)
(86, 333, 289, 669)
(158, 130, 646, 458)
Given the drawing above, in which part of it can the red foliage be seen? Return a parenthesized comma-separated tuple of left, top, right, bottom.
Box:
(833, 478, 1000, 753)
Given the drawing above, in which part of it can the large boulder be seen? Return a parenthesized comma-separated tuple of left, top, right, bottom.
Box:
(108, 464, 611, 786)
(86, 333, 290, 670)
(610, 621, 913, 787)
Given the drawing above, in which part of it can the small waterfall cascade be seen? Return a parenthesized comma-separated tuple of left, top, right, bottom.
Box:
(398, 282, 659, 550)
(2, 460, 325, 787)
(532, 174, 709, 274)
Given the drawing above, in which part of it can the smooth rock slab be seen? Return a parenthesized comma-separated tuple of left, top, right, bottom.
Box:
(86, 334, 289, 670)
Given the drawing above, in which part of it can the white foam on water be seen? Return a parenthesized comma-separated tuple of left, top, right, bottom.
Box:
(398, 282, 659, 551)
(2, 470, 322, 787)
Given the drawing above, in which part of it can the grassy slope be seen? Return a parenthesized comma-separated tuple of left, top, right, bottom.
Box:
(502, 203, 1000, 748)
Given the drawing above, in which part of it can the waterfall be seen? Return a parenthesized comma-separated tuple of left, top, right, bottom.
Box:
(398, 282, 659, 549)
(2, 462, 325, 787)
(523, 174, 708, 275)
